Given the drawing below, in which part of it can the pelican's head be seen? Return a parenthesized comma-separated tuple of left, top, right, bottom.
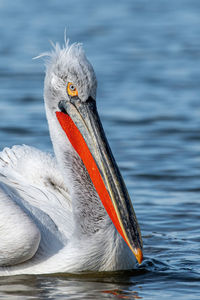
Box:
(44, 41, 97, 113)
(43, 41, 143, 265)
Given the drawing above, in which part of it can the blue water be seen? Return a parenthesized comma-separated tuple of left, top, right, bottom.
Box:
(0, 0, 200, 299)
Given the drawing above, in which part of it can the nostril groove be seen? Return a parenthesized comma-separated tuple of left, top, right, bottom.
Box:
(58, 100, 67, 113)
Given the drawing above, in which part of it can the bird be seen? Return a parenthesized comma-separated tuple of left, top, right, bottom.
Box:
(0, 40, 143, 276)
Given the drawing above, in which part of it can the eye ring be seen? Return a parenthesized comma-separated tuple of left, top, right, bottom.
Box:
(67, 82, 78, 97)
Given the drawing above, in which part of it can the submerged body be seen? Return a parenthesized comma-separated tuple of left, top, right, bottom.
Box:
(0, 41, 142, 275)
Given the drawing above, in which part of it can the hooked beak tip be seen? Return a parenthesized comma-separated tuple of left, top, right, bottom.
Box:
(134, 248, 143, 264)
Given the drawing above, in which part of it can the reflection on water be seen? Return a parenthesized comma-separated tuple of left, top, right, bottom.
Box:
(0, 272, 144, 300)
(0, 0, 200, 299)
(1, 265, 199, 299)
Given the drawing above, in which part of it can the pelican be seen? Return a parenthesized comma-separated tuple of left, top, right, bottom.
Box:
(0, 40, 143, 275)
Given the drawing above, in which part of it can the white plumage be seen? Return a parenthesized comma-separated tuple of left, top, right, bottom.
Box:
(0, 41, 142, 276)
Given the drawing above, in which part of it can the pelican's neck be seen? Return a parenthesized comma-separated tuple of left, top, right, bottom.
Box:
(45, 105, 109, 237)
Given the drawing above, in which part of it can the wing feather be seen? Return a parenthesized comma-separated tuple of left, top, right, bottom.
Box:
(0, 145, 73, 266)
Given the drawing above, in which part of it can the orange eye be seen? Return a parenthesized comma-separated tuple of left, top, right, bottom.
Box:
(67, 82, 78, 97)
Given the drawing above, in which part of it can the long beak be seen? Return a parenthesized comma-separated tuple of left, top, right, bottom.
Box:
(56, 97, 143, 264)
